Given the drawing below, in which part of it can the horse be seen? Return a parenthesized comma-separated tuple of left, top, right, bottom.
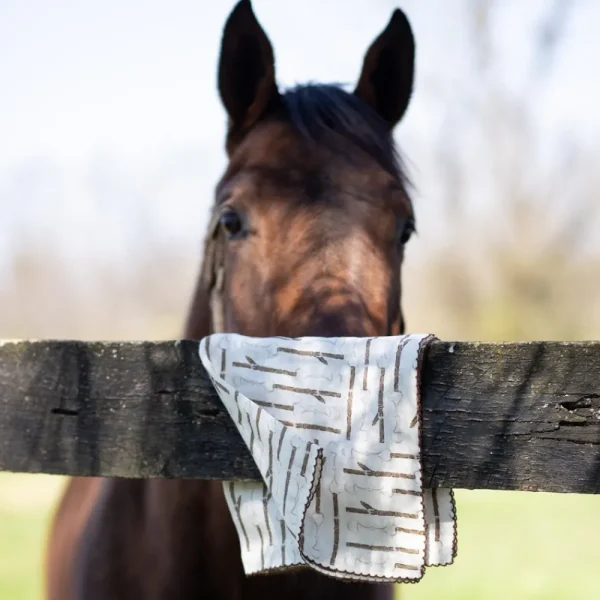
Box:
(45, 1, 417, 598)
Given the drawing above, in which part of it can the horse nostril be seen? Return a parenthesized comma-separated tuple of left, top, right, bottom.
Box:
(299, 303, 380, 338)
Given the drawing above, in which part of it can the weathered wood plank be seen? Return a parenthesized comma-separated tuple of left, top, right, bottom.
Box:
(0, 340, 599, 493)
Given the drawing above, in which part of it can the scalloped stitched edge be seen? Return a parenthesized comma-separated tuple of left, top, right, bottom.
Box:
(290, 335, 436, 584)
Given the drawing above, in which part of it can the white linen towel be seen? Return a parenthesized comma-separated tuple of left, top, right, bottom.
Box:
(199, 334, 457, 583)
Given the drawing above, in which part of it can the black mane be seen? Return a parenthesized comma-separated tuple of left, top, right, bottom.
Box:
(281, 83, 407, 183)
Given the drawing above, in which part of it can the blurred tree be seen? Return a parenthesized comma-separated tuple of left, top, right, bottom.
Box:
(402, 0, 600, 341)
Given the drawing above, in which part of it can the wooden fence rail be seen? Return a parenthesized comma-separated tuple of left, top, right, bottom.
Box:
(0, 340, 599, 494)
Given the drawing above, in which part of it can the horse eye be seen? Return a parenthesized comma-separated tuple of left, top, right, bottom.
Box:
(397, 217, 416, 246)
(219, 209, 246, 239)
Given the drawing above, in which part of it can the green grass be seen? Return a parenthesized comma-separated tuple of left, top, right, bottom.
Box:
(0, 474, 63, 600)
(403, 489, 600, 600)
(0, 511, 49, 600)
(1, 475, 599, 599)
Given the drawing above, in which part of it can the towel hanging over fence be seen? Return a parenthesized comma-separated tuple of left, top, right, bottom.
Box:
(199, 334, 457, 583)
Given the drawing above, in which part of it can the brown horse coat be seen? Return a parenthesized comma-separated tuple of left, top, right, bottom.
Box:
(45, 2, 417, 598)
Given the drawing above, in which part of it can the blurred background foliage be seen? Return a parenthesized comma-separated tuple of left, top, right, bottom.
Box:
(1, 0, 599, 598)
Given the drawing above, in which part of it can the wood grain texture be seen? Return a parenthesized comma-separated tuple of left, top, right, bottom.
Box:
(0, 340, 599, 493)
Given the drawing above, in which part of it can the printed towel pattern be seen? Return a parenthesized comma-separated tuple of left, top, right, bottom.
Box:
(199, 334, 457, 582)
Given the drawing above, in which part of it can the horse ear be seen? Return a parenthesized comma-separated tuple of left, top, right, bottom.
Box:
(218, 0, 280, 148)
(354, 9, 415, 129)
